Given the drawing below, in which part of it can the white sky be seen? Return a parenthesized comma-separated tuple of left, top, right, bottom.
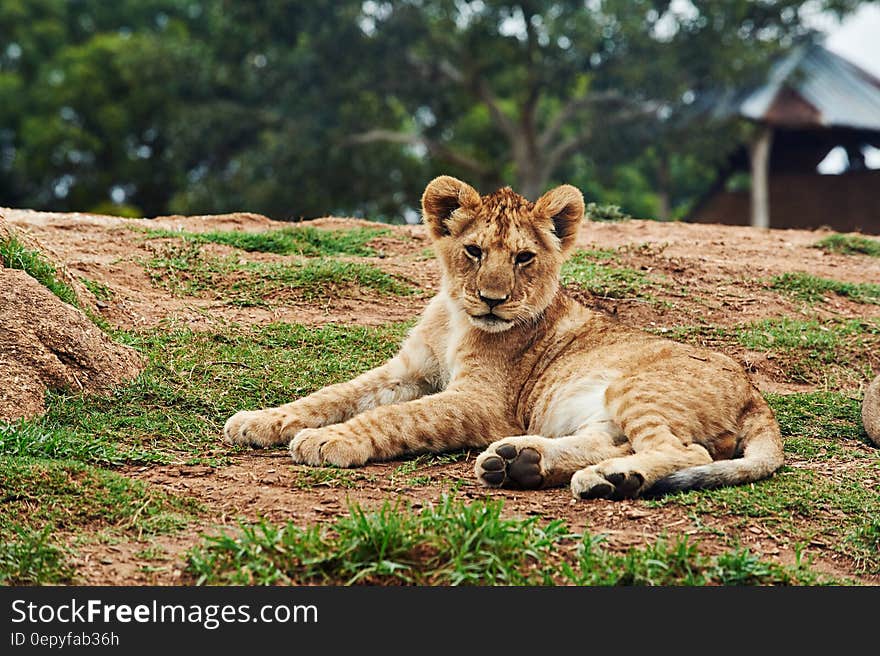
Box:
(816, 3, 880, 78)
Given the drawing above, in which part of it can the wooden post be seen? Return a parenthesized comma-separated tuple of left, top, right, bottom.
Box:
(749, 126, 773, 229)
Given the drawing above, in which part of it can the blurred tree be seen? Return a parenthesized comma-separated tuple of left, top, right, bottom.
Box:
(0, 0, 867, 220)
(350, 0, 864, 206)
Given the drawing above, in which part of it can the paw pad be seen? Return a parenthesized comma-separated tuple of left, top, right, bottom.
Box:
(576, 470, 645, 500)
(477, 445, 544, 489)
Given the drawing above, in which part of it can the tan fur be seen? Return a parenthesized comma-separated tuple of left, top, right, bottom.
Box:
(863, 374, 880, 446)
(224, 176, 785, 499)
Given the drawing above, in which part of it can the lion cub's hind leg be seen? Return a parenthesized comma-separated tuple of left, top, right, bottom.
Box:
(570, 427, 712, 500)
(475, 430, 631, 489)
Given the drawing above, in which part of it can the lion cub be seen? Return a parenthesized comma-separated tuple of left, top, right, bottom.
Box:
(224, 176, 784, 499)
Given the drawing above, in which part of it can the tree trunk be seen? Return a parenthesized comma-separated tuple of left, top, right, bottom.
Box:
(518, 166, 546, 200)
(749, 127, 773, 229)
(656, 153, 671, 220)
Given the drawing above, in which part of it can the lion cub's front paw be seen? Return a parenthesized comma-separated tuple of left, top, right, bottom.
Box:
(475, 437, 548, 489)
(223, 409, 300, 447)
(571, 465, 645, 501)
(289, 427, 371, 467)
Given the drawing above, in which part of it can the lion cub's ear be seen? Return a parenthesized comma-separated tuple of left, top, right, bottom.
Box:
(534, 184, 585, 254)
(421, 176, 482, 239)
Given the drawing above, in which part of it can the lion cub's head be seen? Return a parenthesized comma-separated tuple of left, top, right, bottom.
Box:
(421, 175, 584, 333)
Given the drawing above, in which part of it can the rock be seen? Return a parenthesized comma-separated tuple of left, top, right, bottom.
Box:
(863, 374, 880, 446)
(0, 213, 99, 313)
(0, 269, 143, 422)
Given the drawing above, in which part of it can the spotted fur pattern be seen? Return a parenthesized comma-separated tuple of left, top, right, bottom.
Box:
(224, 176, 784, 499)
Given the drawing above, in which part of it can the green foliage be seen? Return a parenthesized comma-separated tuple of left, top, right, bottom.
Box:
(0, 235, 79, 306)
(770, 272, 880, 305)
(1, 1, 863, 219)
(659, 465, 879, 572)
(735, 317, 874, 351)
(585, 203, 631, 222)
(666, 317, 879, 388)
(813, 234, 880, 257)
(0, 323, 406, 465)
(187, 496, 826, 586)
(142, 225, 388, 257)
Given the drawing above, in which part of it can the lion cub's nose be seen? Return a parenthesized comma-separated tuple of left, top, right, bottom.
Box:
(479, 293, 508, 309)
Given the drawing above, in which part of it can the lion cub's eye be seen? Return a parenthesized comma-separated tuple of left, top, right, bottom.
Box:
(515, 251, 535, 264)
(464, 245, 482, 259)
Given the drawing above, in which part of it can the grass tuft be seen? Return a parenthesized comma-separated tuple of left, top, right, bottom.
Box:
(145, 242, 414, 305)
(187, 496, 570, 585)
(0, 456, 201, 584)
(142, 225, 388, 257)
(813, 234, 880, 257)
(0, 235, 79, 306)
(770, 272, 880, 305)
(0, 525, 74, 585)
(562, 249, 655, 299)
(0, 457, 200, 537)
(664, 317, 879, 388)
(187, 496, 825, 586)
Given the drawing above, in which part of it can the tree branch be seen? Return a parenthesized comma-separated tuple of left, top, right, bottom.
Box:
(539, 90, 630, 150)
(407, 53, 519, 144)
(542, 101, 662, 174)
(346, 129, 490, 176)
(472, 76, 520, 143)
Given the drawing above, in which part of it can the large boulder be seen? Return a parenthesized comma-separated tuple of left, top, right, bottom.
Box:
(0, 215, 143, 422)
(863, 374, 880, 446)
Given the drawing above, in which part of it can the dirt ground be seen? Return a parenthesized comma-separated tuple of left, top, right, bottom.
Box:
(5, 207, 880, 585)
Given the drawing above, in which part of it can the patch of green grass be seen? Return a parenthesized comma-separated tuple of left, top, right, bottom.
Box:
(738, 317, 877, 386)
(0, 235, 79, 306)
(561, 533, 822, 585)
(0, 457, 200, 537)
(134, 545, 169, 561)
(814, 234, 880, 257)
(653, 466, 879, 574)
(187, 496, 825, 586)
(0, 420, 140, 464)
(770, 272, 880, 305)
(664, 318, 879, 388)
(390, 452, 467, 487)
(0, 525, 74, 585)
(767, 392, 869, 452)
(142, 225, 388, 257)
(188, 496, 568, 585)
(562, 249, 656, 299)
(0, 323, 407, 465)
(145, 242, 414, 305)
(734, 317, 870, 351)
(80, 276, 114, 302)
(186, 496, 560, 585)
(0, 456, 201, 584)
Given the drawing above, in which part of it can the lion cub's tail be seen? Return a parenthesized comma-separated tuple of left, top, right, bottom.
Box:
(648, 394, 784, 496)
